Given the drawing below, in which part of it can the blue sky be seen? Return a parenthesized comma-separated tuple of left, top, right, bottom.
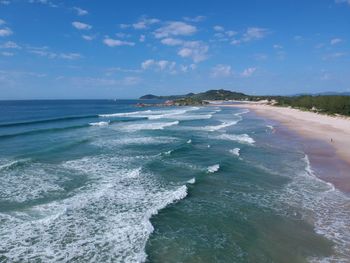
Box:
(0, 0, 349, 99)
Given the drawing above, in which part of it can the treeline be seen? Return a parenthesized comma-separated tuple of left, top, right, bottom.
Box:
(274, 95, 350, 116)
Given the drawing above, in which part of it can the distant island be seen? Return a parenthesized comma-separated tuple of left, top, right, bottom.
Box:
(139, 89, 350, 116)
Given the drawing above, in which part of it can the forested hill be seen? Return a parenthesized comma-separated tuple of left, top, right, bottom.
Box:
(139, 89, 249, 101)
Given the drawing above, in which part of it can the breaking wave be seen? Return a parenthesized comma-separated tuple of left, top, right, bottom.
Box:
(229, 148, 240, 157)
(89, 121, 110, 126)
(207, 164, 220, 173)
(0, 156, 188, 262)
(217, 134, 255, 145)
(119, 121, 179, 132)
(202, 120, 239, 132)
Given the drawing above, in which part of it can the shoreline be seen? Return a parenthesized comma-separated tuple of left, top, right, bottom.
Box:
(217, 103, 350, 193)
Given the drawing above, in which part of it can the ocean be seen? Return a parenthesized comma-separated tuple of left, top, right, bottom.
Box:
(0, 100, 349, 263)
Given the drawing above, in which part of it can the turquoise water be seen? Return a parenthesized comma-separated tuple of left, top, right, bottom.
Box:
(0, 100, 349, 262)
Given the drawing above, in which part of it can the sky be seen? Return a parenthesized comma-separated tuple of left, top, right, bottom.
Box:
(0, 0, 350, 99)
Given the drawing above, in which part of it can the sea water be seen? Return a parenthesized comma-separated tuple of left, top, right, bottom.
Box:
(0, 100, 349, 262)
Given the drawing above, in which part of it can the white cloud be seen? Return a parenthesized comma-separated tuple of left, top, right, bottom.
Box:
(177, 41, 209, 63)
(115, 32, 131, 38)
(103, 38, 135, 47)
(213, 25, 224, 32)
(59, 53, 82, 60)
(141, 59, 176, 73)
(141, 59, 155, 70)
(335, 0, 350, 5)
(183, 16, 206, 22)
(330, 38, 342, 45)
(82, 35, 94, 41)
(154, 21, 197, 38)
(133, 17, 160, 29)
(29, 49, 57, 59)
(28, 46, 82, 60)
(253, 53, 268, 61)
(322, 52, 347, 60)
(158, 60, 172, 70)
(211, 64, 232, 78)
(139, 34, 145, 42)
(214, 32, 226, 38)
(0, 27, 12, 37)
(232, 27, 269, 45)
(1, 51, 13, 56)
(1, 41, 20, 49)
(273, 44, 283, 49)
(213, 29, 237, 41)
(122, 76, 141, 85)
(180, 63, 196, 72)
(178, 48, 192, 57)
(226, 30, 237, 37)
(244, 27, 269, 40)
(73, 7, 88, 16)
(315, 43, 325, 49)
(72, 21, 92, 30)
(161, 37, 183, 46)
(241, 67, 256, 77)
(120, 24, 131, 29)
(70, 76, 141, 87)
(294, 35, 303, 41)
(28, 0, 57, 7)
(105, 67, 141, 75)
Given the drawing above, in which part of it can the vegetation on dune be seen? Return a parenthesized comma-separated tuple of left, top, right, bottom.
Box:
(275, 95, 350, 116)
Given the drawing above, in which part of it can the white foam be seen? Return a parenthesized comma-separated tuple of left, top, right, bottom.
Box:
(164, 150, 173, 155)
(99, 110, 152, 117)
(0, 161, 65, 203)
(187, 139, 192, 144)
(218, 134, 255, 145)
(100, 107, 200, 121)
(0, 158, 31, 171)
(207, 164, 220, 173)
(119, 121, 179, 132)
(229, 148, 240, 156)
(147, 108, 195, 120)
(234, 109, 250, 116)
(187, 178, 196, 184)
(163, 114, 213, 121)
(203, 120, 239, 132)
(93, 136, 177, 148)
(89, 121, 110, 126)
(246, 154, 350, 262)
(266, 125, 274, 130)
(0, 155, 188, 262)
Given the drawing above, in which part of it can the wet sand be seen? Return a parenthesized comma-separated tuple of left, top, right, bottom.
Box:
(218, 103, 350, 193)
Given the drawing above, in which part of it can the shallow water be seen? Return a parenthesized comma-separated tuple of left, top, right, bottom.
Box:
(0, 100, 349, 262)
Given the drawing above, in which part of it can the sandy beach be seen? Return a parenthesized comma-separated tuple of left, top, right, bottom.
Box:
(218, 102, 350, 192)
